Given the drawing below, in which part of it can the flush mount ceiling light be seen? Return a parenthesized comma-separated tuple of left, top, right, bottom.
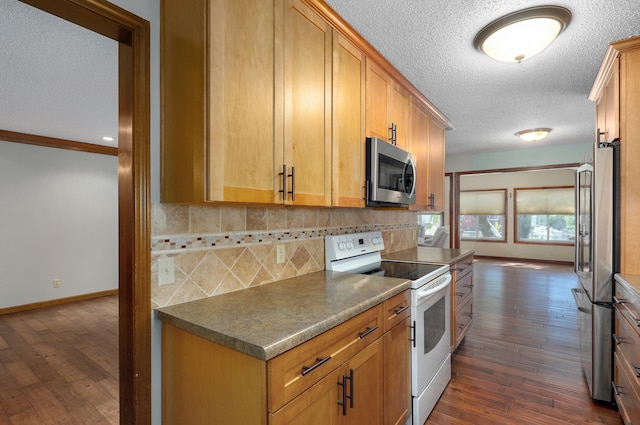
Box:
(474, 6, 571, 63)
(515, 128, 552, 142)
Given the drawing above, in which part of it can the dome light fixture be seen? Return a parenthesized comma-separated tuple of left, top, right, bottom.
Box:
(474, 6, 571, 63)
(515, 128, 552, 143)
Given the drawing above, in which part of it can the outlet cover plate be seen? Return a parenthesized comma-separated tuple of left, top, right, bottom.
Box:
(158, 257, 175, 286)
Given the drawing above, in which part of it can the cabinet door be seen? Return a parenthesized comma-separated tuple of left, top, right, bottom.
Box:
(365, 60, 391, 142)
(282, 0, 332, 206)
(383, 318, 411, 425)
(343, 338, 383, 425)
(409, 98, 430, 210)
(332, 32, 366, 208)
(603, 57, 619, 143)
(428, 115, 446, 211)
(208, 0, 278, 203)
(389, 82, 410, 149)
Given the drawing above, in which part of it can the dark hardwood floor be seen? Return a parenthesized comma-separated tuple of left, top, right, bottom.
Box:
(0, 260, 624, 424)
(428, 259, 622, 425)
(0, 295, 118, 424)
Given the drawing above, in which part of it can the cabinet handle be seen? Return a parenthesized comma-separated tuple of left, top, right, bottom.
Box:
(389, 122, 397, 145)
(428, 193, 435, 209)
(456, 292, 465, 298)
(634, 316, 640, 327)
(632, 363, 640, 378)
(613, 296, 626, 304)
(337, 375, 347, 416)
(358, 326, 378, 339)
(278, 164, 287, 201)
(288, 166, 295, 201)
(466, 312, 474, 318)
(410, 320, 416, 348)
(346, 368, 354, 409)
(301, 355, 331, 376)
(394, 305, 409, 315)
(612, 381, 623, 396)
(613, 334, 623, 345)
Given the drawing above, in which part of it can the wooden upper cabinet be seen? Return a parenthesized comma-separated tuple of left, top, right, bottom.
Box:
(389, 82, 410, 149)
(428, 115, 446, 211)
(409, 98, 430, 209)
(332, 33, 366, 208)
(281, 0, 332, 206)
(161, 0, 278, 204)
(365, 60, 409, 148)
(409, 98, 446, 211)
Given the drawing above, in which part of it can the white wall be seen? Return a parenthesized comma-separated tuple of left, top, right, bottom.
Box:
(458, 168, 576, 262)
(0, 141, 118, 308)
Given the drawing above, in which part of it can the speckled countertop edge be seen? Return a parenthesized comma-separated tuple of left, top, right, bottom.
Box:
(615, 273, 640, 297)
(155, 270, 411, 361)
(382, 247, 474, 265)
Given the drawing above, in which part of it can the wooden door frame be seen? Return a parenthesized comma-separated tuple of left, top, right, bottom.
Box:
(18, 0, 152, 423)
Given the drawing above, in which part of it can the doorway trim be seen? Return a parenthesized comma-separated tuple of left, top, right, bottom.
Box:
(18, 0, 152, 423)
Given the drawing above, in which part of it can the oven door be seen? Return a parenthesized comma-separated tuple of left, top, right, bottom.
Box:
(411, 272, 451, 394)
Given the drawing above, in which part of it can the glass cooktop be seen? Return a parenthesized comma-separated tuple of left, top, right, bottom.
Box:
(377, 261, 447, 283)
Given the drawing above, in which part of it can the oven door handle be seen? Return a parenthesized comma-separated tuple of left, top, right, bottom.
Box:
(416, 273, 452, 301)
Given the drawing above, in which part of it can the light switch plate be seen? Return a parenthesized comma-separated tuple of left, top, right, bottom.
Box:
(158, 256, 175, 286)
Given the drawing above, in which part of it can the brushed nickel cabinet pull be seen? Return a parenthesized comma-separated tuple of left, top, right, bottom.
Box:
(278, 164, 287, 201)
(394, 305, 409, 315)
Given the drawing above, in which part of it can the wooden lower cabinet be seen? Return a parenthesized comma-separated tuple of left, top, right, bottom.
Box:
(450, 253, 474, 351)
(163, 297, 410, 425)
(613, 277, 640, 425)
(271, 339, 383, 425)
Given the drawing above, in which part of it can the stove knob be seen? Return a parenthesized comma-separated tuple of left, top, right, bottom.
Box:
(338, 241, 345, 250)
(347, 241, 354, 249)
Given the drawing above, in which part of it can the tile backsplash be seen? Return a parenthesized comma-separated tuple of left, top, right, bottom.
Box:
(151, 204, 418, 308)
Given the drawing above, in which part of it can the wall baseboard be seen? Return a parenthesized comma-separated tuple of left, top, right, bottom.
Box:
(0, 289, 118, 316)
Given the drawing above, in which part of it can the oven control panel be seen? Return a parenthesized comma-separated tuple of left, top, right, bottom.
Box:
(325, 230, 385, 262)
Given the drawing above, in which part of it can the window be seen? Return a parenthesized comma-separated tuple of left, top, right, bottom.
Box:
(459, 189, 507, 241)
(515, 187, 575, 244)
(418, 212, 444, 238)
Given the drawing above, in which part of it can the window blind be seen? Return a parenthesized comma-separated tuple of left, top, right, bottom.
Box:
(515, 188, 575, 214)
(459, 190, 506, 215)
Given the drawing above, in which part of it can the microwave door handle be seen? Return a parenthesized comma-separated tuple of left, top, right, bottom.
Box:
(405, 158, 416, 197)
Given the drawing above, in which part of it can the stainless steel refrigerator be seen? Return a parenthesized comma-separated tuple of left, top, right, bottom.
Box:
(573, 140, 620, 404)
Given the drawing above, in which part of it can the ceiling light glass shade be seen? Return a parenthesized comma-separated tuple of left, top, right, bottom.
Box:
(515, 128, 552, 142)
(474, 6, 571, 63)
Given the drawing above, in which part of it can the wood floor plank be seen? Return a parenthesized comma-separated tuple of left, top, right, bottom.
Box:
(427, 259, 622, 425)
(0, 295, 118, 424)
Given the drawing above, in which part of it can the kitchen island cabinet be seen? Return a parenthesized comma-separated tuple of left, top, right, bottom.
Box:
(613, 274, 640, 425)
(157, 271, 411, 425)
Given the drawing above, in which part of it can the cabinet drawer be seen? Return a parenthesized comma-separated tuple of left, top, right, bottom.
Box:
(454, 271, 473, 308)
(614, 351, 640, 425)
(615, 308, 640, 377)
(268, 304, 383, 412)
(382, 290, 411, 333)
(454, 296, 473, 347)
(616, 283, 640, 336)
(451, 257, 473, 281)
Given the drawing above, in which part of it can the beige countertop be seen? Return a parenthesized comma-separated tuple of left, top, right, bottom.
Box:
(155, 270, 410, 361)
(615, 273, 640, 297)
(383, 247, 474, 265)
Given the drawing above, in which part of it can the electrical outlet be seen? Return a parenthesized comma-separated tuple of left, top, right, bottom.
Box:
(276, 244, 286, 264)
(158, 257, 175, 286)
(53, 279, 61, 288)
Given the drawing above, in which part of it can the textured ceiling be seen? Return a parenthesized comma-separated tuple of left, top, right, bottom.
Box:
(0, 0, 117, 147)
(2, 0, 639, 154)
(325, 0, 640, 155)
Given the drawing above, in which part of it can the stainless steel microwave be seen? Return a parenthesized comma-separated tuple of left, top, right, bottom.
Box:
(365, 137, 416, 207)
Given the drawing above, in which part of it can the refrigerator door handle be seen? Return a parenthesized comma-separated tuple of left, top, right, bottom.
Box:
(571, 288, 591, 314)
